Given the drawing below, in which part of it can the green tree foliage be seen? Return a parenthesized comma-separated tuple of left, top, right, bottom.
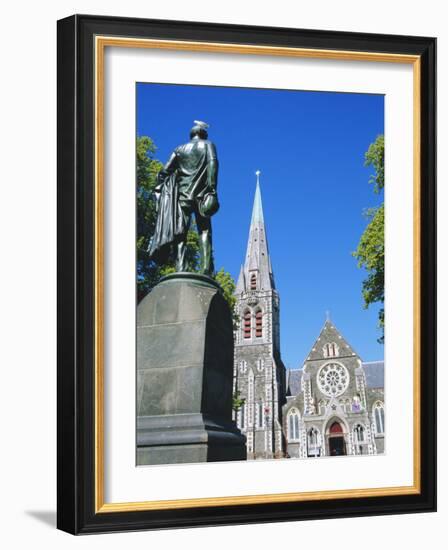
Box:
(214, 268, 237, 325)
(137, 135, 236, 313)
(136, 136, 163, 299)
(232, 390, 245, 413)
(365, 134, 384, 194)
(353, 135, 385, 343)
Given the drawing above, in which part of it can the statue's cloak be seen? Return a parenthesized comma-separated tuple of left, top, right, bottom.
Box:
(147, 173, 185, 262)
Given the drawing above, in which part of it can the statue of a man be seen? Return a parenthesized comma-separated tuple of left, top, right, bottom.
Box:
(148, 120, 219, 276)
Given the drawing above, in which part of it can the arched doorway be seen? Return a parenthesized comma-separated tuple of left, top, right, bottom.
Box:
(327, 421, 346, 456)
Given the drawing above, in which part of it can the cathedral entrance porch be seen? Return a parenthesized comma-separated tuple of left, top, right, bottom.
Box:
(327, 420, 347, 457)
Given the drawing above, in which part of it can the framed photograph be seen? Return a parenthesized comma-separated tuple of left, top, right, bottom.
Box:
(57, 14, 436, 534)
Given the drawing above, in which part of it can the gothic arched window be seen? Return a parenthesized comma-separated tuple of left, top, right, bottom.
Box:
(250, 272, 257, 290)
(243, 310, 251, 339)
(323, 342, 339, 358)
(239, 360, 248, 374)
(307, 427, 320, 457)
(373, 402, 385, 435)
(353, 424, 366, 455)
(354, 424, 365, 442)
(287, 409, 300, 441)
(255, 309, 263, 338)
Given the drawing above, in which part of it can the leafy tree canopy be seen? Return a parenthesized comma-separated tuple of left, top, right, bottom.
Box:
(353, 134, 384, 343)
(365, 134, 384, 194)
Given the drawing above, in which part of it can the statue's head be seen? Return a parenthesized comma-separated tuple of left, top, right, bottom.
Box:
(190, 120, 209, 139)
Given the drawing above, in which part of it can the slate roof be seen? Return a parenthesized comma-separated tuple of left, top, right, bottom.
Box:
(362, 361, 385, 389)
(286, 369, 303, 396)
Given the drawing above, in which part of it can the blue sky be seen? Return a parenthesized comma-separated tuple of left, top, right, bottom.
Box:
(137, 83, 384, 368)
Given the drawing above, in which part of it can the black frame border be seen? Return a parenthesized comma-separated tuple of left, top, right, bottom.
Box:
(57, 14, 436, 534)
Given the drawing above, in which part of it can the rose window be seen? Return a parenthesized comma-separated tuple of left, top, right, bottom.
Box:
(317, 363, 349, 397)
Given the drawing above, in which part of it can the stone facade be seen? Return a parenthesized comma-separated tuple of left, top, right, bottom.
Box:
(283, 322, 385, 458)
(233, 177, 384, 460)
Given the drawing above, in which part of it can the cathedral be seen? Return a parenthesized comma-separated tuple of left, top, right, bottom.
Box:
(232, 175, 385, 459)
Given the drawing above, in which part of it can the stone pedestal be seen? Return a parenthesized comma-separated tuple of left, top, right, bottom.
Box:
(137, 272, 246, 465)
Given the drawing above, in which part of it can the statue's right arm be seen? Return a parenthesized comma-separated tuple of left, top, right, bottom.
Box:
(156, 151, 177, 190)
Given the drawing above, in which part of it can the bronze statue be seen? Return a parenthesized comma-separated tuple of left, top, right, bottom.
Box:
(148, 120, 219, 276)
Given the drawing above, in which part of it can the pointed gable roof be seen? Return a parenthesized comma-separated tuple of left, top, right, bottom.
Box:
(304, 319, 360, 364)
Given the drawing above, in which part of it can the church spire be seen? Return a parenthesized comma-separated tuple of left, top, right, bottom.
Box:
(251, 170, 264, 225)
(233, 171, 285, 460)
(236, 171, 275, 293)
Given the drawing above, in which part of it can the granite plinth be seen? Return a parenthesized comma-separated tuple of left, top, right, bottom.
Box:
(137, 273, 246, 464)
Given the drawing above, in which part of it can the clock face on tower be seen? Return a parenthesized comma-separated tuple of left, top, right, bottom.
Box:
(247, 295, 258, 306)
(317, 363, 350, 397)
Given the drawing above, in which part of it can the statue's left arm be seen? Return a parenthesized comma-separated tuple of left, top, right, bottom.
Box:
(206, 142, 219, 192)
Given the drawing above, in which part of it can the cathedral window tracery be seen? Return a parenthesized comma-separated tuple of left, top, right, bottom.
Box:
(307, 427, 321, 457)
(353, 424, 366, 454)
(287, 408, 300, 441)
(323, 342, 339, 358)
(355, 425, 364, 439)
(317, 363, 349, 397)
(373, 402, 385, 435)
